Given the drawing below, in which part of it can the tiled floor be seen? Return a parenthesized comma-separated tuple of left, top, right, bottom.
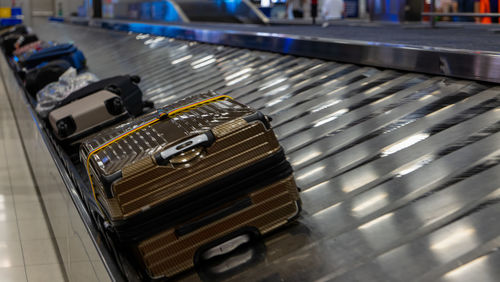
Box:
(0, 80, 66, 281)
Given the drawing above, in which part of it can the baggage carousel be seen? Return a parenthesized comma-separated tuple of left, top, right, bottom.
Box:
(1, 18, 499, 281)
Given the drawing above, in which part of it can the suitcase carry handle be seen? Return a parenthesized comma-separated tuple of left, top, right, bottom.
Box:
(193, 227, 261, 266)
(197, 239, 266, 280)
(154, 131, 215, 166)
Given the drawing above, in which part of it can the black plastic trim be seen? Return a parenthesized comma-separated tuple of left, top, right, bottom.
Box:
(175, 197, 252, 237)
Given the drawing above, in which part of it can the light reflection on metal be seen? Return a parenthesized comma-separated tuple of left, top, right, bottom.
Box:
(135, 33, 149, 40)
(358, 213, 394, 230)
(296, 166, 325, 180)
(352, 192, 389, 213)
(190, 55, 214, 66)
(292, 151, 322, 166)
(156, 95, 178, 105)
(381, 133, 430, 157)
(313, 109, 349, 127)
(171, 55, 192, 65)
(370, 94, 393, 105)
(225, 68, 253, 81)
(265, 93, 291, 107)
(395, 155, 434, 177)
(311, 99, 341, 113)
(312, 202, 342, 217)
(364, 86, 381, 94)
(443, 255, 489, 280)
(302, 180, 329, 193)
(426, 104, 455, 117)
(419, 94, 433, 101)
(342, 168, 379, 193)
(226, 74, 251, 86)
(431, 228, 476, 250)
(192, 58, 216, 69)
(263, 85, 289, 97)
(144, 36, 165, 48)
(258, 77, 286, 91)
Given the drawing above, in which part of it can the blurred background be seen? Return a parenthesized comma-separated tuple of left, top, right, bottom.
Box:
(3, 0, 498, 27)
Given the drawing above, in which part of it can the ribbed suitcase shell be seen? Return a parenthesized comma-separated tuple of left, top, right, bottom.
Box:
(81, 93, 281, 219)
(80, 93, 300, 278)
(140, 175, 300, 278)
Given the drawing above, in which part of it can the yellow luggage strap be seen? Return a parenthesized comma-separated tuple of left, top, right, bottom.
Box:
(86, 94, 233, 213)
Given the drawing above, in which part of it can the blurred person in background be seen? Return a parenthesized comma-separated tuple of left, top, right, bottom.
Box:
(321, 0, 344, 27)
(435, 0, 454, 21)
(479, 0, 499, 23)
(453, 0, 478, 22)
(287, 0, 307, 19)
(433, 0, 479, 22)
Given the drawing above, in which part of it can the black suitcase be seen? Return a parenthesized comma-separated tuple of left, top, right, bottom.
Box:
(24, 60, 72, 97)
(0, 24, 28, 39)
(57, 75, 148, 117)
(2, 33, 38, 56)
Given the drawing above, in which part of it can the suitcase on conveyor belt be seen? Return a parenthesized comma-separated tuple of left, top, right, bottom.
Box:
(24, 59, 72, 96)
(2, 33, 38, 56)
(80, 92, 301, 279)
(13, 40, 46, 57)
(18, 43, 86, 70)
(48, 75, 147, 142)
(0, 24, 28, 38)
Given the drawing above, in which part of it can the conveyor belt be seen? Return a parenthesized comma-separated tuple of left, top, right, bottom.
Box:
(31, 21, 500, 281)
(145, 21, 500, 53)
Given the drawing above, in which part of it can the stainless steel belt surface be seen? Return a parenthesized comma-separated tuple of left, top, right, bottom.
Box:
(31, 21, 500, 282)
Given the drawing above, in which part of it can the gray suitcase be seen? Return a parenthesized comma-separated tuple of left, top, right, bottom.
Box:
(49, 89, 128, 141)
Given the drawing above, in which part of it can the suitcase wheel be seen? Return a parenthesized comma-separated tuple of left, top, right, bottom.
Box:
(56, 122, 68, 137)
(93, 213, 128, 278)
(56, 117, 76, 138)
(105, 97, 125, 116)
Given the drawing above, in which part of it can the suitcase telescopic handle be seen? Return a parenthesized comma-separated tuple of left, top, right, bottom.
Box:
(154, 131, 215, 166)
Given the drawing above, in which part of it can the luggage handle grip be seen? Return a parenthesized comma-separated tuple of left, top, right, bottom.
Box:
(155, 131, 215, 166)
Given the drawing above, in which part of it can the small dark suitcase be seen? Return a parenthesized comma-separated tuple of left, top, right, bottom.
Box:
(24, 60, 72, 97)
(47, 75, 146, 142)
(80, 92, 301, 279)
(0, 24, 28, 38)
(2, 33, 38, 56)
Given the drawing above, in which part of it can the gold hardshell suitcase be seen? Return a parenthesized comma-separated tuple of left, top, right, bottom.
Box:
(80, 92, 301, 279)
